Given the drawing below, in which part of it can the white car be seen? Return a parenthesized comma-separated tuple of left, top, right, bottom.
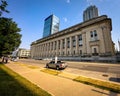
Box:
(46, 60, 68, 70)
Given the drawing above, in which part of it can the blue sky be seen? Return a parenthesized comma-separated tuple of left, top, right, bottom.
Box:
(3, 0, 120, 50)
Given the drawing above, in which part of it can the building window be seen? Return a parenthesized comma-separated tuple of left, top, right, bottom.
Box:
(78, 34, 83, 46)
(45, 44, 47, 51)
(54, 41, 56, 50)
(94, 30, 97, 37)
(67, 38, 70, 48)
(48, 43, 50, 51)
(63, 39, 65, 49)
(92, 47, 98, 56)
(90, 31, 93, 37)
(68, 51, 69, 55)
(58, 40, 60, 49)
(73, 50, 75, 55)
(80, 50, 82, 55)
(51, 42, 53, 50)
(94, 48, 97, 53)
(90, 30, 98, 41)
(59, 52, 60, 55)
(72, 36, 76, 47)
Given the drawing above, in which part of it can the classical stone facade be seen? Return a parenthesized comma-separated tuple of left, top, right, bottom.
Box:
(31, 15, 115, 60)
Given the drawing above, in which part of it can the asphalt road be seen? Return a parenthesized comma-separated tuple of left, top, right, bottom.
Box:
(18, 59, 120, 74)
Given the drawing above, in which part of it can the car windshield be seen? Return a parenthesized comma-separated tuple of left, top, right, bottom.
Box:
(49, 61, 62, 64)
(57, 61, 61, 63)
(50, 61, 55, 63)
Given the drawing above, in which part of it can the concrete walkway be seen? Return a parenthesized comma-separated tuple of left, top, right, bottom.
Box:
(5, 61, 120, 96)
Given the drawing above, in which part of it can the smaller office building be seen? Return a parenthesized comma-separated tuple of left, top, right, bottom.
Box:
(17, 48, 30, 58)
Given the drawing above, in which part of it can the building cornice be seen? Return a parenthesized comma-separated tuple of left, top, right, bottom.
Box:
(31, 15, 111, 46)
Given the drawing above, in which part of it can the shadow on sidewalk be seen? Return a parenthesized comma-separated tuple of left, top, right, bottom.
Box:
(109, 77, 120, 83)
(92, 89, 118, 96)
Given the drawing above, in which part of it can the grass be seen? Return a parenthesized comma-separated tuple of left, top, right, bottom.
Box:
(41, 68, 60, 75)
(27, 66, 40, 69)
(0, 63, 52, 96)
(74, 76, 120, 93)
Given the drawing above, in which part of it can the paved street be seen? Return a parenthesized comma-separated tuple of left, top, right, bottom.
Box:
(67, 61, 120, 74)
(19, 59, 120, 74)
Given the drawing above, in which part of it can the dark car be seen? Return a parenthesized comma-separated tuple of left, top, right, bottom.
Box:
(46, 60, 67, 70)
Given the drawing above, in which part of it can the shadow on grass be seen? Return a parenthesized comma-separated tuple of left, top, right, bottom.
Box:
(0, 62, 51, 96)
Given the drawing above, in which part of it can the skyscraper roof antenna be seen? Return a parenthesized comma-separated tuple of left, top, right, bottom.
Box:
(87, 0, 93, 6)
(89, 1, 93, 5)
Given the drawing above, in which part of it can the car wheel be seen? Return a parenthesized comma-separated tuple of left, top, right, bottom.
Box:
(46, 65, 49, 68)
(56, 66, 59, 70)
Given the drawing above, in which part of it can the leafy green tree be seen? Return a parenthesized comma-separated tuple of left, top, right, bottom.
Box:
(0, 0, 9, 16)
(0, 17, 22, 56)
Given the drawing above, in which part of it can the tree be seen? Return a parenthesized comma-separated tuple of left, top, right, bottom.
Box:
(0, 0, 9, 16)
(0, 17, 22, 56)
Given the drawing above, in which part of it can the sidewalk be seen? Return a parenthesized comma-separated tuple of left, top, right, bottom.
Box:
(5, 61, 120, 96)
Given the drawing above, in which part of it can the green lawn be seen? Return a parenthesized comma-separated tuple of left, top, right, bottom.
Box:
(0, 63, 51, 96)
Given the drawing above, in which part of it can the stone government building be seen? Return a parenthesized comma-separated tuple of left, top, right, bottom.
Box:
(31, 6, 115, 61)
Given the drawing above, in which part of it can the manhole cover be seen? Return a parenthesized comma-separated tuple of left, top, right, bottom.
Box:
(102, 74, 108, 77)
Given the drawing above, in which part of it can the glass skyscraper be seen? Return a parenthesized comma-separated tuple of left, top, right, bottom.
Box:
(83, 5, 99, 21)
(43, 14, 59, 38)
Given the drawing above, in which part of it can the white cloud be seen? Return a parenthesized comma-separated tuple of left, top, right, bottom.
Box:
(86, 0, 103, 3)
(86, 0, 93, 5)
(66, 0, 70, 3)
(63, 17, 68, 22)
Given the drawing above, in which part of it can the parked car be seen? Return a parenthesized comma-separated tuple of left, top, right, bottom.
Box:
(46, 60, 67, 70)
(11, 57, 18, 62)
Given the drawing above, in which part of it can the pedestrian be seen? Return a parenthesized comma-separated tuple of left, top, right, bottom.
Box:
(2, 56, 4, 63)
(4, 56, 8, 63)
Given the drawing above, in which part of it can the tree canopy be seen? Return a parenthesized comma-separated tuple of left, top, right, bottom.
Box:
(0, 0, 22, 56)
(0, 0, 9, 16)
(0, 18, 22, 56)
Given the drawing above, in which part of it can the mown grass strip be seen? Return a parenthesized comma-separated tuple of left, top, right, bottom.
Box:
(74, 76, 120, 93)
(41, 68, 60, 75)
(0, 63, 51, 96)
(27, 65, 40, 69)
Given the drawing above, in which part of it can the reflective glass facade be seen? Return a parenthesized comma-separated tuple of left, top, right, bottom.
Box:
(43, 15, 59, 38)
